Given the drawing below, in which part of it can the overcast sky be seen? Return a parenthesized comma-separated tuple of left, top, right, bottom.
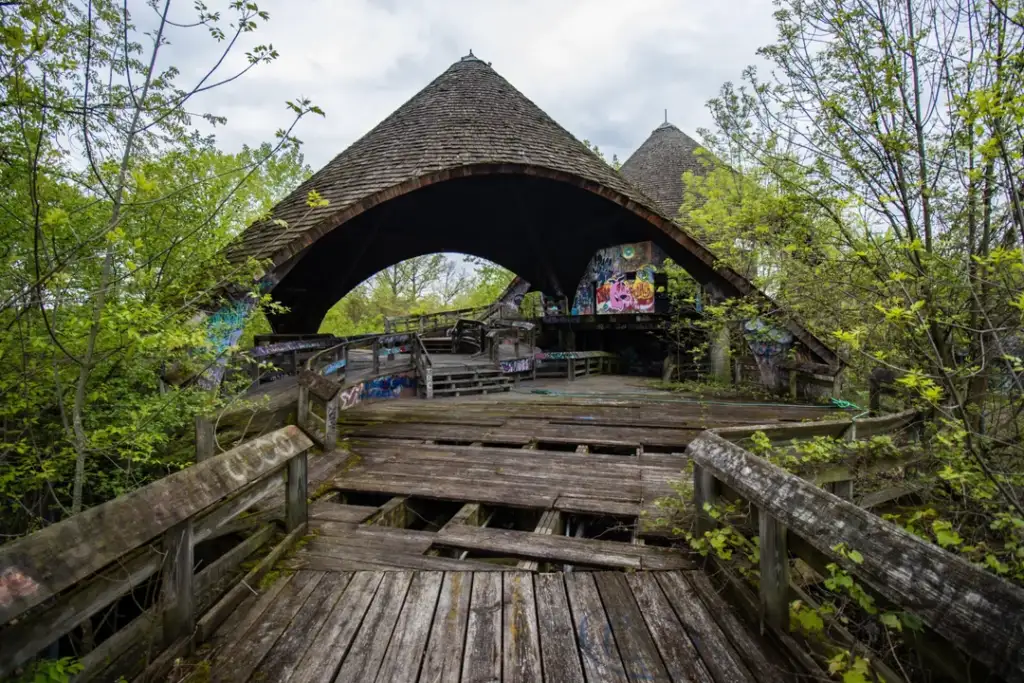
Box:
(169, 0, 778, 170)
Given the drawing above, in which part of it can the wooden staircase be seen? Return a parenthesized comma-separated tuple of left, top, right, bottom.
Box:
(423, 366, 513, 397)
(420, 334, 453, 354)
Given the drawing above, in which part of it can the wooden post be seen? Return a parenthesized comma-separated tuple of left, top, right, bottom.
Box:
(693, 464, 719, 536)
(710, 325, 731, 383)
(161, 519, 195, 648)
(323, 395, 339, 451)
(568, 358, 576, 381)
(297, 384, 309, 432)
(425, 367, 434, 399)
(342, 345, 349, 382)
(372, 338, 380, 375)
(733, 358, 742, 386)
(829, 418, 857, 500)
(286, 453, 308, 532)
(290, 350, 299, 375)
(195, 416, 215, 463)
(758, 509, 790, 631)
(788, 369, 798, 400)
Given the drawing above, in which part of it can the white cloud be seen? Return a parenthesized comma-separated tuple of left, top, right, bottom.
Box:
(163, 0, 778, 168)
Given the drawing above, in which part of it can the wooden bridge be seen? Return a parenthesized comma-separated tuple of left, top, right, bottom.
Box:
(2, 378, 1024, 682)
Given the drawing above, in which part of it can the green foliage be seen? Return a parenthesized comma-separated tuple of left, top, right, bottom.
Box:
(0, 0, 319, 536)
(12, 657, 83, 683)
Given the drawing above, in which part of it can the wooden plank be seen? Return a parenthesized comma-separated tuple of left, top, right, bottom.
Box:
(211, 570, 324, 683)
(564, 572, 629, 683)
(332, 476, 555, 510)
(689, 431, 1024, 681)
(251, 572, 352, 682)
(686, 572, 789, 683)
(420, 572, 473, 683)
(310, 501, 380, 523)
(299, 368, 343, 401)
(554, 496, 640, 518)
(518, 509, 562, 571)
(503, 572, 543, 683)
(196, 523, 308, 642)
(282, 551, 508, 572)
(334, 571, 414, 682)
(365, 496, 411, 527)
(534, 574, 585, 683)
(374, 572, 444, 683)
(287, 571, 384, 683)
(435, 525, 692, 570)
(594, 572, 672, 682)
(656, 571, 755, 683)
(461, 571, 502, 683)
(625, 573, 714, 683)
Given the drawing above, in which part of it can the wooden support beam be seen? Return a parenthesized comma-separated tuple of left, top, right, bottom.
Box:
(517, 510, 563, 571)
(366, 497, 411, 527)
(693, 463, 719, 536)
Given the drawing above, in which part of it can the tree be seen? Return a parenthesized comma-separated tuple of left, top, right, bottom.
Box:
(0, 0, 320, 533)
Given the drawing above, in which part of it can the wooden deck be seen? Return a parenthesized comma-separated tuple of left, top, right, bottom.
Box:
(196, 569, 788, 683)
(187, 384, 834, 682)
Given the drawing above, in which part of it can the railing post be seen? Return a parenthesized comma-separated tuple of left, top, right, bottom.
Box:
(372, 338, 380, 375)
(297, 383, 309, 432)
(323, 394, 339, 451)
(342, 345, 349, 382)
(161, 519, 195, 648)
(693, 464, 719, 536)
(758, 508, 790, 631)
(788, 369, 798, 400)
(425, 367, 434, 399)
(286, 452, 308, 532)
(195, 416, 215, 463)
(568, 358, 576, 381)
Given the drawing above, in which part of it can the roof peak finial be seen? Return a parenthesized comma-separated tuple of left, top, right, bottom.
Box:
(664, 108, 668, 124)
(461, 49, 479, 62)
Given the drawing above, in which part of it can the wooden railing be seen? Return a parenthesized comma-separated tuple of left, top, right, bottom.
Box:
(0, 427, 314, 682)
(532, 350, 620, 380)
(384, 305, 492, 333)
(411, 333, 434, 399)
(687, 410, 1024, 683)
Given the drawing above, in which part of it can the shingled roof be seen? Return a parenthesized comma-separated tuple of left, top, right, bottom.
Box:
(620, 121, 707, 218)
(225, 53, 667, 267)
(225, 53, 840, 368)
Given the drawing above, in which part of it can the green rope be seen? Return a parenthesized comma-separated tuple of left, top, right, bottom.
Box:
(829, 397, 861, 410)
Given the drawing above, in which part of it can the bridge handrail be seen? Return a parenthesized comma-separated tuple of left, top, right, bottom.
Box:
(0, 426, 314, 678)
(688, 426, 1024, 682)
(410, 333, 434, 398)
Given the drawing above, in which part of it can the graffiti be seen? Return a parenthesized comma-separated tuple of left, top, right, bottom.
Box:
(322, 358, 347, 375)
(500, 357, 532, 373)
(249, 338, 335, 358)
(535, 351, 613, 360)
(572, 242, 667, 315)
(359, 373, 416, 401)
(744, 319, 794, 389)
(339, 385, 361, 410)
(198, 297, 255, 389)
(498, 276, 532, 313)
(0, 567, 39, 607)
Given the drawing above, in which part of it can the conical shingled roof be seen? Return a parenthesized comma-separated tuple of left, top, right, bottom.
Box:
(620, 122, 707, 218)
(226, 54, 669, 266)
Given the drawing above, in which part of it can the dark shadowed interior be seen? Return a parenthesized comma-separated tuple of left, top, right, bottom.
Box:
(268, 173, 721, 333)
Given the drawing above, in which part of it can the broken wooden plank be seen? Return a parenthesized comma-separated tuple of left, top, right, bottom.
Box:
(419, 572, 473, 683)
(309, 501, 380, 523)
(435, 525, 692, 570)
(503, 572, 543, 683)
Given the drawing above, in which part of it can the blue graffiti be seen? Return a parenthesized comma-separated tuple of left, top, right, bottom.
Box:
(322, 358, 347, 375)
(359, 373, 416, 400)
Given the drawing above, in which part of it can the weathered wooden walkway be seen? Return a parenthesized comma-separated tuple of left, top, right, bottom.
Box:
(199, 569, 786, 683)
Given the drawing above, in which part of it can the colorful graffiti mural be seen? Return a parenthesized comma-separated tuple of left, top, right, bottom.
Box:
(572, 242, 667, 315)
(499, 357, 532, 373)
(359, 373, 417, 401)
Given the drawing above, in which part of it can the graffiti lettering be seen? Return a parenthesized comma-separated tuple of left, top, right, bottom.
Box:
(499, 358, 532, 373)
(0, 568, 39, 608)
(339, 385, 361, 410)
(322, 358, 347, 375)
